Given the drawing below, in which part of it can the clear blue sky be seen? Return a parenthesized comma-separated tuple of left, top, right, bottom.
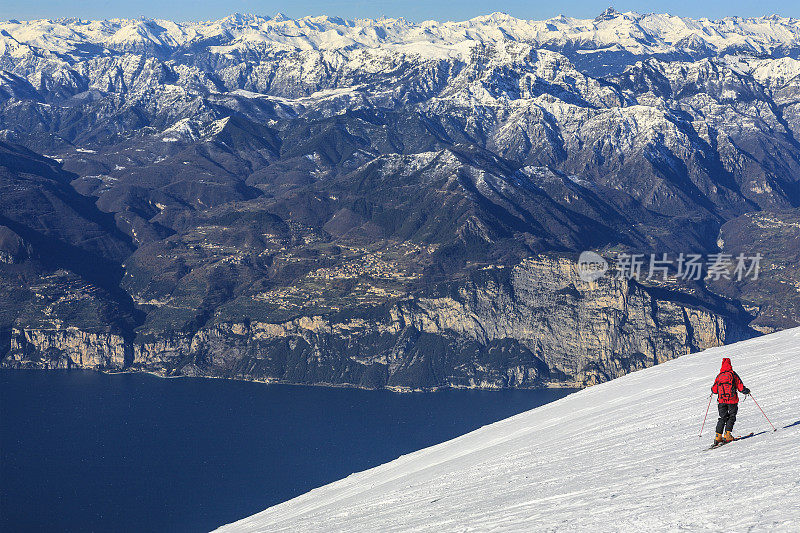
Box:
(0, 0, 797, 23)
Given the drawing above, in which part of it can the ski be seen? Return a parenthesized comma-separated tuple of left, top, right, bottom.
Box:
(706, 432, 755, 450)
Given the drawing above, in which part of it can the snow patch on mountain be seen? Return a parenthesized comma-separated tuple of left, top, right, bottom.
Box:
(217, 327, 800, 532)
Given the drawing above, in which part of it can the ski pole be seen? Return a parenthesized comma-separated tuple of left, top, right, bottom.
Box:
(699, 394, 713, 437)
(749, 393, 777, 432)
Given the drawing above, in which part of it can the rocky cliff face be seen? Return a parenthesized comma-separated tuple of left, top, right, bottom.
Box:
(4, 257, 747, 389)
(6, 328, 127, 370)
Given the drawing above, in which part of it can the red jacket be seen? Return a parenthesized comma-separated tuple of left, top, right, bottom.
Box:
(712, 358, 744, 404)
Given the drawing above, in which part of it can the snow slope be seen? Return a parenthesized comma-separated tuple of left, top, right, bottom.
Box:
(217, 327, 800, 532)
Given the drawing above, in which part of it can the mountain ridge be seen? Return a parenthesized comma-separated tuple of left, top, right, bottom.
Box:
(4, 10, 800, 59)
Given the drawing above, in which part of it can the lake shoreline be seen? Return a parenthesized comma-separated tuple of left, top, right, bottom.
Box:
(1, 365, 585, 393)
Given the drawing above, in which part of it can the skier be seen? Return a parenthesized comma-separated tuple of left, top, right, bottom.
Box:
(711, 358, 750, 444)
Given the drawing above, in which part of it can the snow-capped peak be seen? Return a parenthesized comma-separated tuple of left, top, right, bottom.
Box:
(595, 6, 623, 22)
(218, 13, 271, 27)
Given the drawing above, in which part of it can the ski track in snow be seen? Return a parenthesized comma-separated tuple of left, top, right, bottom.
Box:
(216, 328, 800, 532)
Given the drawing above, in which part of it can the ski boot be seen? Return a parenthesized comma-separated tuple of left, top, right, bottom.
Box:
(714, 432, 724, 445)
(724, 431, 734, 443)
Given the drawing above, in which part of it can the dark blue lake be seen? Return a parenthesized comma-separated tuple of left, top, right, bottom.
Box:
(1, 370, 575, 532)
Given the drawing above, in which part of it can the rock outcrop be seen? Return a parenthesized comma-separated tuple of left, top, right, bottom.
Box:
(6, 327, 127, 369)
(0, 226, 31, 264)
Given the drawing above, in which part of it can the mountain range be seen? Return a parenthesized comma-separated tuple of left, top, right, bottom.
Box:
(1, 9, 799, 388)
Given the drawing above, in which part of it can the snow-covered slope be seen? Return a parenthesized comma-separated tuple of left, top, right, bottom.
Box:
(218, 327, 800, 532)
